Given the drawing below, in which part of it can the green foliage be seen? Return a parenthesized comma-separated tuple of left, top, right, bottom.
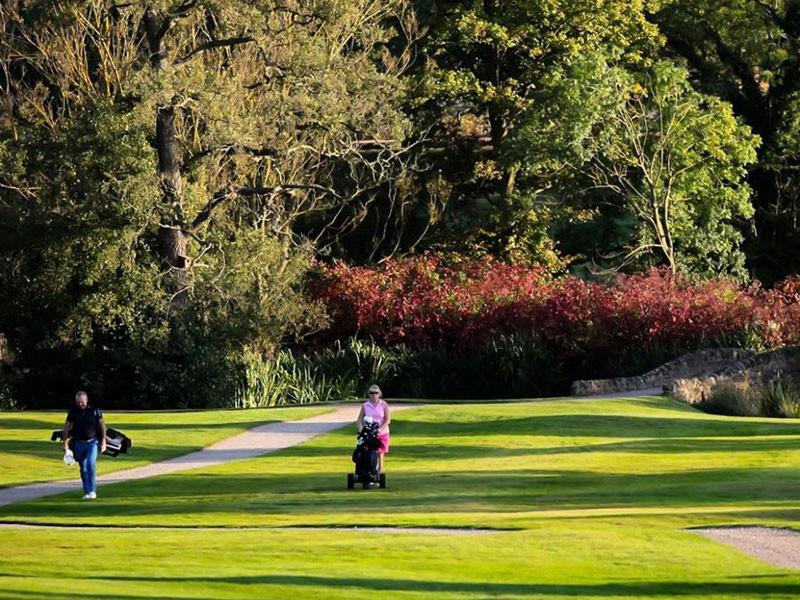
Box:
(231, 334, 558, 406)
(233, 340, 408, 408)
(0, 100, 324, 407)
(763, 377, 800, 419)
(407, 0, 662, 267)
(697, 379, 762, 417)
(1, 0, 800, 409)
(512, 59, 759, 278)
(697, 375, 800, 419)
(394, 334, 561, 399)
(652, 0, 800, 282)
(233, 349, 358, 409)
(0, 381, 15, 410)
(234, 351, 289, 409)
(233, 335, 564, 405)
(312, 339, 409, 391)
(0, 0, 410, 407)
(404, 0, 796, 281)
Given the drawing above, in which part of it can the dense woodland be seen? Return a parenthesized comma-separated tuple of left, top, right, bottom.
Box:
(1, 0, 800, 408)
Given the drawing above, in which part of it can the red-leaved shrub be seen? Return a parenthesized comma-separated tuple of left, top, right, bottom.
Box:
(310, 255, 800, 361)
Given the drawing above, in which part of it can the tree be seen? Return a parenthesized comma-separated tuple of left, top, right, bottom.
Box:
(404, 0, 661, 265)
(652, 0, 800, 282)
(0, 0, 417, 406)
(511, 60, 759, 277)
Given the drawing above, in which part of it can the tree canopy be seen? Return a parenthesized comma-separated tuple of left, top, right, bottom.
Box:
(0, 0, 796, 406)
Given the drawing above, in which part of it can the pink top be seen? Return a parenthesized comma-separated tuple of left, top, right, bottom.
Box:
(363, 399, 389, 433)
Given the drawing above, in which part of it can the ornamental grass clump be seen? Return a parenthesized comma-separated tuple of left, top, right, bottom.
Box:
(233, 350, 358, 408)
(671, 378, 711, 405)
(690, 374, 800, 419)
(763, 377, 800, 418)
(697, 377, 762, 417)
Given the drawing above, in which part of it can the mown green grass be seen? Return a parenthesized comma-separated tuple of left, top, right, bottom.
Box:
(0, 406, 329, 489)
(0, 524, 798, 600)
(1, 396, 799, 599)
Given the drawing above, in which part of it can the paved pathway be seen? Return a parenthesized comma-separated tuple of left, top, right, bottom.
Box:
(0, 404, 377, 508)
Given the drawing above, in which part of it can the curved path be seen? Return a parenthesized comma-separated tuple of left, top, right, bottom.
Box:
(0, 403, 396, 508)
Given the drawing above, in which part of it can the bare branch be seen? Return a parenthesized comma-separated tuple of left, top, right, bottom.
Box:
(184, 143, 277, 170)
(176, 36, 256, 65)
(237, 184, 343, 199)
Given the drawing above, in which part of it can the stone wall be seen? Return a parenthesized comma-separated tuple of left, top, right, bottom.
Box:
(570, 348, 757, 396)
(668, 347, 800, 403)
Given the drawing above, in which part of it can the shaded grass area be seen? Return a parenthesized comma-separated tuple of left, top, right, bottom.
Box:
(1, 396, 799, 599)
(0, 406, 329, 488)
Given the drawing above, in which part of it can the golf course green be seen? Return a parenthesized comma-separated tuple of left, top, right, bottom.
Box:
(1, 396, 799, 599)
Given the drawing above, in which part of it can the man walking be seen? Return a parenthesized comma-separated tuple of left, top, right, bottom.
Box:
(63, 391, 107, 499)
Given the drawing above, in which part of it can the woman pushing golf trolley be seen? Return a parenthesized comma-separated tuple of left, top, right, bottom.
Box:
(348, 384, 390, 489)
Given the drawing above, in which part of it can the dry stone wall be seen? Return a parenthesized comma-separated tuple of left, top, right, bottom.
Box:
(668, 347, 800, 403)
(570, 348, 756, 396)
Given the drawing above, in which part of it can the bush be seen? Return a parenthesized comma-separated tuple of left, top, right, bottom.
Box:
(393, 334, 562, 399)
(310, 256, 800, 390)
(313, 257, 800, 354)
(696, 378, 762, 417)
(763, 377, 800, 418)
(1, 232, 324, 409)
(231, 335, 564, 404)
(310, 339, 409, 391)
(232, 349, 357, 408)
(0, 380, 16, 410)
(670, 378, 710, 405)
(692, 374, 800, 419)
(232, 340, 411, 408)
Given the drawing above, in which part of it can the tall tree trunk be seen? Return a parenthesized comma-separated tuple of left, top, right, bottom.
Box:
(156, 105, 189, 294)
(144, 6, 189, 300)
(143, 7, 168, 70)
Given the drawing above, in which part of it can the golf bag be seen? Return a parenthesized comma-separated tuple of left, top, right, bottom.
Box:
(352, 419, 381, 477)
(51, 427, 132, 457)
(348, 418, 386, 488)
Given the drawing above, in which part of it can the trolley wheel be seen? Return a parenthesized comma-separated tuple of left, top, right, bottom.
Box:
(347, 473, 355, 489)
(379, 473, 386, 489)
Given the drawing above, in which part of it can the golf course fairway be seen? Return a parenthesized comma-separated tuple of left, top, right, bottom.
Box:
(1, 396, 799, 599)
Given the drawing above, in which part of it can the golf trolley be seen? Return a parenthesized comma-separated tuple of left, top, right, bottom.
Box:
(348, 418, 386, 489)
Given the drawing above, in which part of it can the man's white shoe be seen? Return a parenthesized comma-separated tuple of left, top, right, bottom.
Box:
(89, 492, 97, 499)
